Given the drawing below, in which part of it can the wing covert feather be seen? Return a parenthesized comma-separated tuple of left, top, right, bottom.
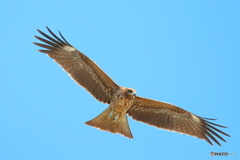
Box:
(127, 96, 230, 146)
(34, 27, 119, 103)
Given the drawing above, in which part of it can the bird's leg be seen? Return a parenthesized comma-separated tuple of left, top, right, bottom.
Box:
(109, 109, 120, 122)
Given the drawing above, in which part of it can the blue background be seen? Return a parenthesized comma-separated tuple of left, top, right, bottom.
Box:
(1, 1, 239, 159)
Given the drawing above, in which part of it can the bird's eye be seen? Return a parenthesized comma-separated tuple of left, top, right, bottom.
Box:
(127, 89, 133, 93)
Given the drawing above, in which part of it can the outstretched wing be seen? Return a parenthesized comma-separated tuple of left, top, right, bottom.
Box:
(127, 96, 230, 146)
(33, 27, 119, 103)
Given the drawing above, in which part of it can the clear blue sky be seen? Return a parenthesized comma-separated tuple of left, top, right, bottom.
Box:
(1, 1, 239, 160)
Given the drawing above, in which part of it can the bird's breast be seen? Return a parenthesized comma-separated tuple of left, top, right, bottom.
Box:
(110, 90, 135, 112)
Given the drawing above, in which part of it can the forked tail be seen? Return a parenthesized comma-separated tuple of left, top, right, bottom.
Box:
(85, 107, 133, 138)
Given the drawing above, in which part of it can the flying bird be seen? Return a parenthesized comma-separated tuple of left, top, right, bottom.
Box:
(33, 27, 230, 146)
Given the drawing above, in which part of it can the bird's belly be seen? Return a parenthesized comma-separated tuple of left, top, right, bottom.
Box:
(108, 98, 134, 122)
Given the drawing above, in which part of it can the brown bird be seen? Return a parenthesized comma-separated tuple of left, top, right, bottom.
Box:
(34, 27, 230, 146)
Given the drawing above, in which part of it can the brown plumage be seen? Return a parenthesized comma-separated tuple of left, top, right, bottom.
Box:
(33, 27, 230, 146)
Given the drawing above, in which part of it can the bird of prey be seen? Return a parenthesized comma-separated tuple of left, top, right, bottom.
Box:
(33, 27, 230, 146)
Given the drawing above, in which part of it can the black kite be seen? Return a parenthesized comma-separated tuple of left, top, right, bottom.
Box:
(33, 27, 230, 146)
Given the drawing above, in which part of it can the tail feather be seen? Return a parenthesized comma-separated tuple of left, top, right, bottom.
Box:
(85, 107, 133, 138)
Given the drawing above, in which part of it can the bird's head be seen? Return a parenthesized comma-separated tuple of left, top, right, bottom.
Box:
(124, 88, 136, 98)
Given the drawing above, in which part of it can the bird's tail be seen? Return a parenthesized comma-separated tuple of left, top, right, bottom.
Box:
(85, 107, 133, 138)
